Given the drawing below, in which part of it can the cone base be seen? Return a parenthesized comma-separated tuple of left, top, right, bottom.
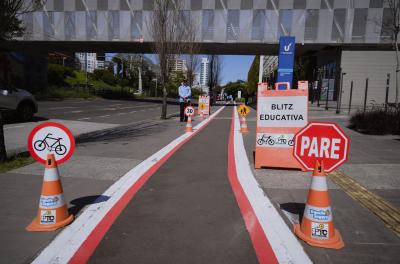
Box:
(185, 127, 193, 132)
(26, 214, 74, 232)
(294, 224, 344, 249)
(240, 128, 249, 133)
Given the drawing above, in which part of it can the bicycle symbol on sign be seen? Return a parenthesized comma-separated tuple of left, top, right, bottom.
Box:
(257, 134, 294, 146)
(33, 133, 67, 155)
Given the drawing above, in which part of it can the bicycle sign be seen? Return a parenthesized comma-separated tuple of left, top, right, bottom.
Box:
(28, 122, 75, 164)
(184, 106, 195, 117)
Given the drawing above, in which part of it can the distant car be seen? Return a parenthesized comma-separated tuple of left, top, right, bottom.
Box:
(0, 83, 38, 121)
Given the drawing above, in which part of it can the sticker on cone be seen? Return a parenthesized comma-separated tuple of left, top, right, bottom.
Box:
(26, 154, 73, 232)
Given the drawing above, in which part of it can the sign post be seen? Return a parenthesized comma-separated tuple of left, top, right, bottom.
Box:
(198, 95, 210, 116)
(277, 36, 295, 90)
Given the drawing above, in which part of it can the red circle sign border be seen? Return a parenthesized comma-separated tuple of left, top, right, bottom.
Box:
(293, 121, 350, 173)
(27, 121, 75, 165)
(184, 106, 195, 117)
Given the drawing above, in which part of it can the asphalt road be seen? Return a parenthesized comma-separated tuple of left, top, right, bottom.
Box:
(36, 99, 180, 125)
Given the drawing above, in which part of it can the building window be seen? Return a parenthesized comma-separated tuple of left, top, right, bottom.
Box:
(131, 11, 142, 40)
(304, 9, 319, 41)
(381, 8, 394, 42)
(227, 10, 240, 40)
(241, 0, 253, 10)
(216, 0, 227, 10)
(370, 0, 383, 8)
(352, 8, 367, 42)
(252, 10, 265, 40)
(331, 9, 346, 42)
(65, 12, 76, 40)
(86, 11, 97, 40)
(108, 11, 120, 40)
(321, 0, 334, 9)
(294, 0, 306, 9)
(279, 9, 292, 37)
(43, 12, 54, 40)
(202, 10, 214, 41)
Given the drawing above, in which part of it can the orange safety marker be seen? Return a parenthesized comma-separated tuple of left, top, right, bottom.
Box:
(294, 161, 344, 249)
(26, 154, 74, 231)
(185, 116, 193, 132)
(238, 104, 250, 133)
(240, 116, 249, 133)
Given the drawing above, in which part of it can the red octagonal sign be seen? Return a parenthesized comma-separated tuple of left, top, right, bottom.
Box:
(293, 122, 350, 173)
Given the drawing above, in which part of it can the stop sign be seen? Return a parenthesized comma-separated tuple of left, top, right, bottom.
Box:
(293, 122, 350, 172)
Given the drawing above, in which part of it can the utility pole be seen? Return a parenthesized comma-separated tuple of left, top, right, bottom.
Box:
(138, 54, 143, 95)
(259, 55, 264, 83)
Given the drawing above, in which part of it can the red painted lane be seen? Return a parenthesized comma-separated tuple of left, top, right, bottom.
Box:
(69, 114, 221, 264)
(227, 108, 279, 264)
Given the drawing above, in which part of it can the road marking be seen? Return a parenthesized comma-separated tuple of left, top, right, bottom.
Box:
(4, 125, 25, 130)
(77, 117, 91, 121)
(99, 108, 117, 111)
(329, 170, 400, 236)
(49, 106, 78, 110)
(129, 111, 137, 113)
(228, 107, 312, 264)
(99, 115, 111, 118)
(66, 110, 84, 114)
(117, 112, 127, 115)
(32, 106, 226, 264)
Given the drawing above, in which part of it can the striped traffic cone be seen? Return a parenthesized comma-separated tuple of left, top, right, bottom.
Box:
(199, 111, 204, 120)
(26, 154, 74, 232)
(294, 161, 344, 249)
(240, 116, 249, 133)
(185, 116, 193, 132)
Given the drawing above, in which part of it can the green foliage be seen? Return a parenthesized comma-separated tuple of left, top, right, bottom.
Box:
(223, 80, 247, 99)
(47, 64, 75, 86)
(35, 87, 95, 100)
(0, 153, 34, 173)
(247, 55, 259, 96)
(349, 107, 400, 135)
(92, 69, 117, 86)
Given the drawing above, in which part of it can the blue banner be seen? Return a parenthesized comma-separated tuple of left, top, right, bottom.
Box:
(277, 36, 295, 90)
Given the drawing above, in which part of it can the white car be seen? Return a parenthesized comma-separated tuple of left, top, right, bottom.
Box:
(0, 83, 38, 121)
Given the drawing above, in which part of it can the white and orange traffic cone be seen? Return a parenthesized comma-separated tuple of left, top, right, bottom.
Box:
(294, 161, 344, 249)
(199, 111, 204, 120)
(26, 154, 73, 232)
(240, 116, 249, 133)
(185, 116, 193, 132)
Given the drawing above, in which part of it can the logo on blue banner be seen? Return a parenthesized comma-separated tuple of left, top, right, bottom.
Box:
(277, 36, 295, 90)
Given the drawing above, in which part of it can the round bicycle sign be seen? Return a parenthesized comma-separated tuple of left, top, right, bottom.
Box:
(185, 106, 195, 117)
(28, 122, 75, 164)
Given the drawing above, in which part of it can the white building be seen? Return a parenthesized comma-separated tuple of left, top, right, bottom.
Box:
(172, 59, 187, 73)
(75, 53, 105, 73)
(199, 57, 209, 87)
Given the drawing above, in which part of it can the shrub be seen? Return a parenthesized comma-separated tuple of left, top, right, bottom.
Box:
(48, 64, 75, 86)
(349, 107, 400, 135)
(92, 69, 117, 86)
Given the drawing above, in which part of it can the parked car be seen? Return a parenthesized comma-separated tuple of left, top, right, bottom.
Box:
(0, 82, 38, 121)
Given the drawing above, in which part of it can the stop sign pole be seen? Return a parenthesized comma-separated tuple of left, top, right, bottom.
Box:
(293, 122, 350, 173)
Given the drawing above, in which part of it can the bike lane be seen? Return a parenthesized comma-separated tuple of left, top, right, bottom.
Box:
(88, 107, 260, 263)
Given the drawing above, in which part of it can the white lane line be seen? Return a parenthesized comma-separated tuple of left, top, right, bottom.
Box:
(32, 106, 226, 264)
(66, 110, 84, 114)
(99, 115, 111, 118)
(99, 108, 117, 111)
(129, 111, 137, 114)
(4, 125, 25, 130)
(233, 109, 312, 264)
(117, 112, 127, 115)
(77, 117, 91, 121)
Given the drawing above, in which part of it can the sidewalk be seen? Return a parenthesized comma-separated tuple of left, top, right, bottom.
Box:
(243, 105, 400, 263)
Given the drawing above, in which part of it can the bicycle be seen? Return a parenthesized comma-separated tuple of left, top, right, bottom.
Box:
(257, 134, 275, 146)
(34, 133, 67, 155)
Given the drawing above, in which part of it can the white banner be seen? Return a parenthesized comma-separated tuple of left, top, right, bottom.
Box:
(257, 96, 307, 128)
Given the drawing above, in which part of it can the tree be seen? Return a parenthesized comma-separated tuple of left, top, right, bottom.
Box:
(383, 0, 400, 106)
(0, 0, 44, 41)
(0, 0, 44, 163)
(147, 0, 186, 119)
(247, 55, 259, 96)
(183, 15, 201, 88)
(208, 55, 223, 102)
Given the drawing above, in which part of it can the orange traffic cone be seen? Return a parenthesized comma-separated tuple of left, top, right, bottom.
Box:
(294, 161, 344, 249)
(199, 111, 204, 120)
(185, 116, 193, 132)
(240, 116, 249, 133)
(26, 154, 73, 232)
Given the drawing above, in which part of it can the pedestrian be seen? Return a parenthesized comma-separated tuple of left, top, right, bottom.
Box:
(178, 79, 191, 122)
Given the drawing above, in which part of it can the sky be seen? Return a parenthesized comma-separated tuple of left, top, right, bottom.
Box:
(107, 53, 255, 85)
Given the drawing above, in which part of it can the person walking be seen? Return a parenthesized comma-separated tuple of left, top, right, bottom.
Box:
(178, 80, 191, 122)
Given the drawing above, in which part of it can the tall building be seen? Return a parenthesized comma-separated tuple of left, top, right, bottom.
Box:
(172, 59, 187, 73)
(199, 58, 209, 87)
(75, 52, 105, 73)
